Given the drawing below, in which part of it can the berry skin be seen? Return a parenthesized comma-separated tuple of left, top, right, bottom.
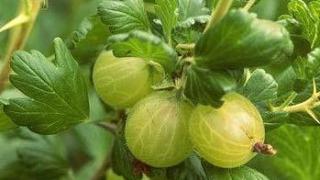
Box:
(125, 91, 193, 168)
(93, 51, 163, 109)
(189, 92, 265, 168)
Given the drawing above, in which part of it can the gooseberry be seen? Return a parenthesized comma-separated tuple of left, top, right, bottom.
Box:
(125, 91, 193, 168)
(189, 92, 266, 168)
(93, 51, 163, 109)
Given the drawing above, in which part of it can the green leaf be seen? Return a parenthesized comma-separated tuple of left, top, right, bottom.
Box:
(66, 15, 111, 64)
(0, 100, 16, 131)
(309, 1, 320, 20)
(112, 135, 141, 180)
(67, 123, 113, 180)
(306, 47, 320, 76)
(154, 0, 177, 43)
(173, 28, 202, 45)
(98, 0, 150, 34)
(166, 155, 207, 180)
(107, 169, 125, 180)
(278, 15, 312, 57)
(293, 48, 320, 79)
(205, 0, 217, 9)
(265, 65, 297, 97)
(239, 69, 283, 129)
(107, 30, 177, 73)
(241, 69, 278, 105)
(250, 125, 320, 180)
(288, 0, 320, 48)
(177, 0, 210, 28)
(4, 38, 89, 135)
(185, 66, 239, 107)
(195, 10, 293, 69)
(205, 164, 269, 180)
(0, 131, 69, 180)
(259, 65, 320, 127)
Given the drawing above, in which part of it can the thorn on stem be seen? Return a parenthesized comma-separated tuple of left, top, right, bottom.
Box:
(0, 14, 30, 33)
(306, 109, 320, 124)
(313, 78, 317, 95)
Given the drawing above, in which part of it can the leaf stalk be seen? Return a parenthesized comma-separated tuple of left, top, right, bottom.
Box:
(204, 0, 233, 32)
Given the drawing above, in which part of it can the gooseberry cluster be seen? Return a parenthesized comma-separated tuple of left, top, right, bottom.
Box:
(93, 50, 273, 169)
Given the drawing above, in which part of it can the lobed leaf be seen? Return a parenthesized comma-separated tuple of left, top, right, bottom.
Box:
(293, 48, 320, 79)
(241, 69, 278, 106)
(239, 69, 284, 129)
(278, 14, 312, 58)
(66, 15, 111, 64)
(309, 1, 320, 20)
(288, 0, 320, 48)
(0, 99, 16, 132)
(205, 164, 269, 180)
(112, 135, 142, 180)
(98, 0, 150, 34)
(251, 125, 320, 180)
(165, 155, 207, 180)
(185, 66, 239, 107)
(4, 38, 89, 134)
(195, 10, 293, 69)
(107, 30, 177, 73)
(177, 0, 210, 28)
(154, 0, 178, 43)
(0, 131, 69, 180)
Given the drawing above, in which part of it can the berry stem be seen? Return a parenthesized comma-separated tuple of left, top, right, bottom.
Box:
(96, 109, 127, 135)
(97, 122, 118, 135)
(175, 57, 193, 98)
(204, 0, 233, 32)
(253, 142, 277, 155)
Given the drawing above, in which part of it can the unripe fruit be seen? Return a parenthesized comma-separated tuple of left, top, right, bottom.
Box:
(106, 169, 124, 180)
(125, 91, 193, 168)
(189, 92, 265, 168)
(93, 51, 163, 109)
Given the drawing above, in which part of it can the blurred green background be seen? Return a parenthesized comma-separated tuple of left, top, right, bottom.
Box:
(0, 0, 101, 55)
